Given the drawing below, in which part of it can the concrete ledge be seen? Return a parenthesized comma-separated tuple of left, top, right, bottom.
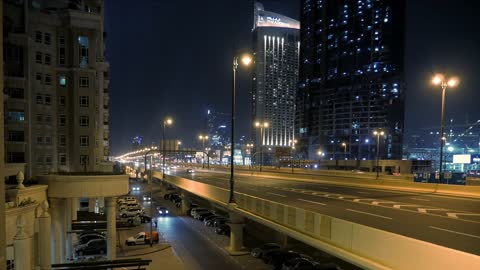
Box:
(37, 174, 129, 198)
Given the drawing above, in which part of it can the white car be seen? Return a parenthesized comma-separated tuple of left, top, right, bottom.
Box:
(131, 186, 140, 191)
(118, 208, 143, 218)
(143, 195, 151, 201)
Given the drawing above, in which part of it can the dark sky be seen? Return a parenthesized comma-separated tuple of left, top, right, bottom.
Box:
(105, 0, 480, 156)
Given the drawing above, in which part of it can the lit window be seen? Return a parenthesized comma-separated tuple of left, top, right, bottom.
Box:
(78, 36, 89, 68)
(59, 75, 66, 86)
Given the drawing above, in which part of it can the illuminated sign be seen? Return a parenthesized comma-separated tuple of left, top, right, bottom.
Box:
(255, 11, 300, 30)
(453, 154, 471, 164)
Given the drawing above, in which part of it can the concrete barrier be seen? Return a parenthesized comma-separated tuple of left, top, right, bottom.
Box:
(159, 174, 480, 270)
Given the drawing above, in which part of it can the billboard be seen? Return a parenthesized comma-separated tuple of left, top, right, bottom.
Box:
(453, 154, 471, 164)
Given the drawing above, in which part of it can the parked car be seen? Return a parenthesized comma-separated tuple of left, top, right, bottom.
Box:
(190, 207, 208, 217)
(75, 239, 106, 256)
(205, 216, 225, 227)
(264, 250, 301, 268)
(197, 212, 216, 221)
(193, 210, 211, 219)
(78, 233, 105, 245)
(215, 224, 230, 236)
(157, 207, 169, 216)
(213, 218, 227, 227)
(125, 232, 159, 246)
(170, 194, 181, 202)
(186, 169, 195, 173)
(164, 192, 178, 200)
(282, 258, 319, 270)
(251, 243, 283, 258)
(119, 208, 143, 218)
(140, 214, 152, 223)
(203, 215, 219, 226)
(175, 201, 182, 208)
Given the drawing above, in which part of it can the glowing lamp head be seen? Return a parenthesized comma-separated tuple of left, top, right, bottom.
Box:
(432, 74, 444, 85)
(165, 118, 173, 125)
(342, 142, 346, 146)
(264, 122, 269, 128)
(447, 77, 459, 88)
(255, 122, 260, 127)
(241, 55, 252, 66)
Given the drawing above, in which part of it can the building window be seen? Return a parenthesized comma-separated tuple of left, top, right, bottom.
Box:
(78, 36, 89, 68)
(80, 155, 89, 165)
(59, 75, 66, 86)
(36, 136, 43, 145)
(59, 135, 66, 146)
(6, 110, 25, 121)
(35, 52, 42, 64)
(7, 131, 24, 142)
(6, 88, 24, 99)
(36, 114, 43, 123)
(59, 48, 65, 66)
(5, 45, 22, 62)
(59, 153, 67, 165)
(45, 74, 52, 85)
(36, 73, 42, 81)
(80, 135, 89, 146)
(36, 94, 43, 104)
(45, 95, 51, 105)
(79, 76, 89, 88)
(44, 115, 52, 124)
(79, 115, 89, 127)
(59, 115, 66, 126)
(59, 35, 65, 45)
(35, 31, 42, 42)
(45, 156, 52, 165)
(44, 33, 51, 45)
(59, 96, 66, 106)
(45, 136, 52, 145)
(44, 53, 51, 65)
(79, 96, 89, 107)
(7, 152, 25, 163)
(36, 155, 43, 165)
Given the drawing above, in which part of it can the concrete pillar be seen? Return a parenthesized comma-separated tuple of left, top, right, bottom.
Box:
(98, 197, 105, 214)
(38, 201, 51, 270)
(88, 198, 96, 212)
(180, 191, 189, 215)
(14, 214, 32, 270)
(50, 198, 64, 263)
(65, 198, 73, 261)
(71, 198, 79, 221)
(225, 206, 248, 255)
(105, 197, 117, 260)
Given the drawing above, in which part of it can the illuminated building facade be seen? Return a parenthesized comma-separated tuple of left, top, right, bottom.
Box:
(205, 109, 229, 151)
(251, 2, 300, 158)
(297, 0, 406, 160)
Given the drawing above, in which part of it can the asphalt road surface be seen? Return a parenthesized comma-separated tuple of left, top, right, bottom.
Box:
(168, 169, 480, 256)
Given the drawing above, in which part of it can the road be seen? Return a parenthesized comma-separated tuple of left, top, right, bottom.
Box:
(168, 169, 480, 256)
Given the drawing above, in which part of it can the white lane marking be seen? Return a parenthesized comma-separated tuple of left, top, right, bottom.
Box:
(245, 187, 257, 191)
(298, 199, 327, 206)
(410, 198, 430, 202)
(429, 226, 480, 239)
(357, 191, 370, 195)
(266, 192, 287, 198)
(418, 208, 448, 213)
(447, 212, 480, 219)
(393, 204, 419, 209)
(346, 209, 393, 220)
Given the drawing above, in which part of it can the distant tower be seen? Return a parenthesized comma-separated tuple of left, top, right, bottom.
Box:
(251, 2, 300, 159)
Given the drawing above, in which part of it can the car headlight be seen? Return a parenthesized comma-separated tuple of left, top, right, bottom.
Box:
(166, 210, 169, 213)
(159, 211, 163, 214)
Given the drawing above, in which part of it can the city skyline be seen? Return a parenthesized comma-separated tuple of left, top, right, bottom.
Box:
(106, 0, 480, 155)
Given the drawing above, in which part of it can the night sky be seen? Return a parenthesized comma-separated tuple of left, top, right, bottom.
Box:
(105, 0, 480, 155)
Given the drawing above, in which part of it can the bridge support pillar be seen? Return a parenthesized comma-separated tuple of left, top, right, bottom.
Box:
(65, 198, 73, 261)
(225, 206, 248, 255)
(180, 191, 189, 215)
(49, 198, 65, 263)
(106, 197, 117, 260)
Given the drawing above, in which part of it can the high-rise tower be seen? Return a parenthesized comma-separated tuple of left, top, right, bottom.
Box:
(297, 0, 406, 160)
(251, 2, 300, 161)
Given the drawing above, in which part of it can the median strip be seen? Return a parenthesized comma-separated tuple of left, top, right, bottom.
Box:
(346, 209, 393, 220)
(429, 226, 480, 239)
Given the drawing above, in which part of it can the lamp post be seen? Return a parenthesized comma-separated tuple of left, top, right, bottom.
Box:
(317, 150, 325, 169)
(432, 74, 459, 183)
(143, 146, 159, 247)
(373, 130, 385, 179)
(289, 139, 298, 173)
(255, 121, 269, 172)
(198, 135, 209, 168)
(246, 143, 254, 168)
(341, 142, 347, 170)
(230, 54, 252, 203)
(162, 118, 173, 179)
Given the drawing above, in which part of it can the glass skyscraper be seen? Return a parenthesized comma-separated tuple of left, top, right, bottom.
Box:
(251, 2, 300, 160)
(297, 0, 406, 160)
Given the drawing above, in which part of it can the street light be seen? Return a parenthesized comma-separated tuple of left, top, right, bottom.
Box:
(373, 130, 385, 179)
(341, 142, 347, 170)
(230, 53, 252, 203)
(289, 139, 298, 173)
(198, 135, 209, 168)
(255, 121, 269, 172)
(162, 117, 173, 179)
(317, 150, 325, 169)
(432, 73, 459, 183)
